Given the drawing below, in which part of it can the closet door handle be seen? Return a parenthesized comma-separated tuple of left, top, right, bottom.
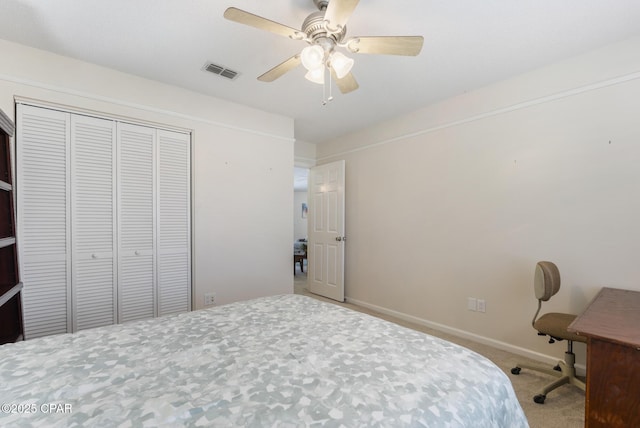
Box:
(134, 250, 140, 256)
(91, 254, 98, 259)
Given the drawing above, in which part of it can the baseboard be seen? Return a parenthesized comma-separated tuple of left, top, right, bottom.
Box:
(345, 296, 587, 377)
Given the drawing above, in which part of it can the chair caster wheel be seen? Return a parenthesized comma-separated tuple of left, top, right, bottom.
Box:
(553, 365, 561, 372)
(511, 367, 521, 375)
(533, 394, 546, 404)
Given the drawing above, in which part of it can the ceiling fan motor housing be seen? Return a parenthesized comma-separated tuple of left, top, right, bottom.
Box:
(302, 10, 346, 44)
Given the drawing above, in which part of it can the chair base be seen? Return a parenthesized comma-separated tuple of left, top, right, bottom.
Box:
(511, 351, 585, 404)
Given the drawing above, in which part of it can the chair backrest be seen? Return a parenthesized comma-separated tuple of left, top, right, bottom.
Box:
(294, 241, 307, 255)
(534, 261, 561, 301)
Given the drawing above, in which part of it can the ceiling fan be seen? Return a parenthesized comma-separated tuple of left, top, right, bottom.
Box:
(223, 0, 424, 96)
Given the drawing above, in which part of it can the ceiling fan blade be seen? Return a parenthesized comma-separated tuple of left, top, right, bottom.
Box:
(346, 36, 424, 56)
(224, 7, 302, 39)
(332, 70, 359, 94)
(258, 55, 302, 82)
(324, 0, 360, 31)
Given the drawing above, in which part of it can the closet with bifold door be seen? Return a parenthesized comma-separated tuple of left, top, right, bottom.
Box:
(16, 103, 191, 339)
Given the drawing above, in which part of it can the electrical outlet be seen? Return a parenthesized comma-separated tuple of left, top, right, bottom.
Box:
(204, 293, 216, 306)
(467, 297, 477, 311)
(477, 299, 486, 313)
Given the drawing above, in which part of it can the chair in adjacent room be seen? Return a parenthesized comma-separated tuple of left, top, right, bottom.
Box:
(511, 261, 586, 404)
(293, 241, 307, 274)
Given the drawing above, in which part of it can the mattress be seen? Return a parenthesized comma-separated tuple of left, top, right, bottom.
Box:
(0, 294, 528, 427)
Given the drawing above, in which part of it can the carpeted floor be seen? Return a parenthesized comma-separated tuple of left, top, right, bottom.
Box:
(294, 270, 585, 428)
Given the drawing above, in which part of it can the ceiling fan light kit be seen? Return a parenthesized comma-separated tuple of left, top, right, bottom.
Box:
(301, 45, 325, 71)
(223, 0, 423, 102)
(301, 45, 353, 83)
(304, 67, 325, 84)
(327, 51, 354, 79)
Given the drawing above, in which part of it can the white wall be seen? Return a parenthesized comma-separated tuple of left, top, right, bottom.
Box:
(293, 140, 313, 245)
(0, 39, 295, 309)
(293, 191, 308, 241)
(316, 35, 640, 366)
(294, 139, 317, 168)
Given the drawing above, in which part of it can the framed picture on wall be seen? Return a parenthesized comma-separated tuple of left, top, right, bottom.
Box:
(301, 203, 308, 218)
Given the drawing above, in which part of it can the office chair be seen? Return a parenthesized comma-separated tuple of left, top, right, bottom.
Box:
(511, 261, 586, 404)
(293, 241, 307, 274)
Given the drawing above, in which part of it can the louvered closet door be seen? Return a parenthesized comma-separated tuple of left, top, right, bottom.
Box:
(118, 123, 155, 322)
(17, 104, 191, 337)
(17, 105, 71, 339)
(157, 130, 191, 315)
(71, 115, 116, 331)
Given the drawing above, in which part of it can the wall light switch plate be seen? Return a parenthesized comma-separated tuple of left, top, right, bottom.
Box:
(477, 299, 486, 313)
(467, 297, 477, 311)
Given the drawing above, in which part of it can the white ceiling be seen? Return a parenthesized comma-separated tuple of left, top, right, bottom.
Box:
(2, 1, 640, 144)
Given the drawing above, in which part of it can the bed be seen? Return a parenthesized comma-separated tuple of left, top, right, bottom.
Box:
(0, 294, 528, 427)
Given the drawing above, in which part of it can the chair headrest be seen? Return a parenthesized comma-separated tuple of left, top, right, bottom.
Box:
(534, 261, 561, 301)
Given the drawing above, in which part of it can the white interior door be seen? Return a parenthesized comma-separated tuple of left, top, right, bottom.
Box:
(70, 114, 117, 331)
(308, 160, 345, 302)
(157, 129, 191, 315)
(17, 105, 71, 339)
(117, 123, 156, 323)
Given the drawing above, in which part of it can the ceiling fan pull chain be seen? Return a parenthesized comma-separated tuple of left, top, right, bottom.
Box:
(322, 67, 334, 106)
(322, 67, 327, 105)
(328, 68, 334, 103)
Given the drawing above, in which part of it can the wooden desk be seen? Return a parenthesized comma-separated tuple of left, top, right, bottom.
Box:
(568, 287, 640, 428)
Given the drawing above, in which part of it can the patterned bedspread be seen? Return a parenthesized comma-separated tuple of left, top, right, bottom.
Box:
(0, 294, 528, 427)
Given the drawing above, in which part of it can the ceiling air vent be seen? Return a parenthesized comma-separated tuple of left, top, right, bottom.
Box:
(204, 62, 239, 80)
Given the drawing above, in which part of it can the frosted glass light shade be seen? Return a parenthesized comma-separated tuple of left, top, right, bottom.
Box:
(329, 51, 354, 79)
(301, 45, 324, 71)
(305, 67, 325, 84)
